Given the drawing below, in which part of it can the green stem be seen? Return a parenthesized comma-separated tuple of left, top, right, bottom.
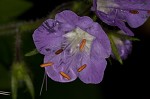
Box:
(0, 18, 45, 36)
(14, 30, 22, 62)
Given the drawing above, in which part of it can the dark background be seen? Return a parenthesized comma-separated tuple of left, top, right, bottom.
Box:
(0, 0, 150, 99)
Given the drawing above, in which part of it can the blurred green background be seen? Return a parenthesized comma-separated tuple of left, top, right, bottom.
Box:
(0, 0, 150, 99)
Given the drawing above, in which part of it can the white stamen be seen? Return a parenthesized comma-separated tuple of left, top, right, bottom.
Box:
(63, 27, 95, 54)
(39, 71, 47, 96)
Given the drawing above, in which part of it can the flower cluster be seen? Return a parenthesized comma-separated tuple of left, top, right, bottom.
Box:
(33, 0, 150, 84)
(92, 0, 150, 36)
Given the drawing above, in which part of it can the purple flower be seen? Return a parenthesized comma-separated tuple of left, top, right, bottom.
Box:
(33, 10, 111, 84)
(92, 0, 150, 36)
(111, 31, 132, 60)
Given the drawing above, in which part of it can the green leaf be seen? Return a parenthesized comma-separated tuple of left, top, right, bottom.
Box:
(0, 0, 32, 24)
(25, 49, 39, 57)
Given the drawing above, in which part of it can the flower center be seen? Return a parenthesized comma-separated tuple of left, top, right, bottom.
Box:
(63, 27, 95, 54)
(40, 27, 95, 80)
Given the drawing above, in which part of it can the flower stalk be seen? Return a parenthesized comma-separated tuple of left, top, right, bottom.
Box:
(11, 30, 34, 99)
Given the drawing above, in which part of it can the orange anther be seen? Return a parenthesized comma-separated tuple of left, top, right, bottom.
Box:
(77, 64, 87, 72)
(129, 10, 139, 14)
(147, 10, 150, 14)
(55, 49, 63, 55)
(79, 39, 86, 51)
(60, 71, 71, 80)
(40, 62, 54, 67)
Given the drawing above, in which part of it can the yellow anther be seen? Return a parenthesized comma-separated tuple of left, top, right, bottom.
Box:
(40, 62, 54, 67)
(55, 49, 64, 55)
(129, 10, 139, 14)
(77, 64, 87, 72)
(60, 71, 71, 80)
(79, 39, 86, 51)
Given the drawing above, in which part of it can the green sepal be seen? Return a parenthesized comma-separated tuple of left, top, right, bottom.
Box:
(108, 35, 123, 64)
(25, 49, 38, 56)
(11, 62, 34, 99)
(110, 32, 140, 41)
(11, 73, 18, 99)
(24, 71, 34, 99)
